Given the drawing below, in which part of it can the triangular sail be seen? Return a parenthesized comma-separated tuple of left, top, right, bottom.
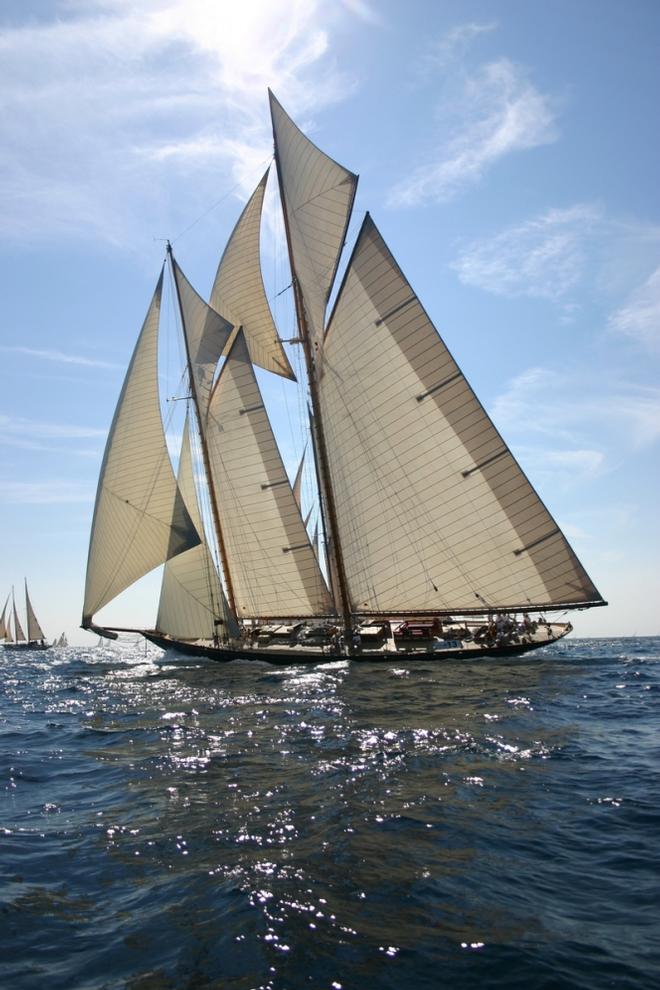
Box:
(82, 271, 202, 625)
(0, 593, 8, 639)
(157, 413, 238, 641)
(319, 215, 604, 615)
(13, 593, 25, 641)
(205, 330, 333, 619)
(25, 581, 45, 641)
(269, 90, 358, 351)
(171, 259, 234, 416)
(210, 169, 295, 380)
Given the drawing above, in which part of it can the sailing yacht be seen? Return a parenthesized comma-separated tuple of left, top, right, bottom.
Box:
(81, 92, 606, 663)
(3, 581, 51, 651)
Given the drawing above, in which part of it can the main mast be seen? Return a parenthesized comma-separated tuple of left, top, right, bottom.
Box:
(270, 124, 354, 643)
(166, 242, 239, 629)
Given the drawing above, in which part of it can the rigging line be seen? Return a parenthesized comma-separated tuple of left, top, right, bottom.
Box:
(170, 155, 274, 246)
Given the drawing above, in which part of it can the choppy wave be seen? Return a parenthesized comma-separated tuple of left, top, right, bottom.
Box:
(1, 638, 659, 988)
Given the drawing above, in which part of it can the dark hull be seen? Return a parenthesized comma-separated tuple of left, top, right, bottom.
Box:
(143, 628, 569, 665)
(3, 642, 52, 651)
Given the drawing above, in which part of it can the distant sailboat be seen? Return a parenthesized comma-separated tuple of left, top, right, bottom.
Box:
(3, 581, 51, 651)
(81, 91, 606, 663)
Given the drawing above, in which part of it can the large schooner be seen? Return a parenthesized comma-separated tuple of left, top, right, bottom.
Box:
(2, 581, 51, 651)
(81, 92, 606, 664)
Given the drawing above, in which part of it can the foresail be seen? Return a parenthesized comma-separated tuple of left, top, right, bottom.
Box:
(0, 593, 8, 639)
(292, 444, 306, 511)
(320, 215, 604, 615)
(13, 597, 26, 641)
(171, 259, 233, 415)
(25, 581, 45, 641)
(82, 271, 201, 624)
(269, 90, 358, 351)
(205, 330, 333, 619)
(157, 414, 238, 641)
(210, 169, 295, 380)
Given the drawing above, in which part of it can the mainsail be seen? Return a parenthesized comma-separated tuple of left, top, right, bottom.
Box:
(25, 580, 45, 641)
(319, 214, 604, 615)
(269, 90, 358, 352)
(82, 271, 202, 625)
(210, 169, 295, 381)
(157, 413, 238, 641)
(205, 330, 333, 618)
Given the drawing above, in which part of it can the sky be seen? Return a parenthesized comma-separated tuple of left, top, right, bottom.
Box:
(1, 0, 659, 644)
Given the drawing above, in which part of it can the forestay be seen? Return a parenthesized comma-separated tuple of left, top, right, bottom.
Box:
(319, 215, 604, 615)
(157, 414, 237, 641)
(210, 169, 295, 381)
(83, 272, 201, 623)
(269, 90, 357, 352)
(205, 330, 333, 619)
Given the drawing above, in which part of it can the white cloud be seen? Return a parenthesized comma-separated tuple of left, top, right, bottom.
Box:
(0, 346, 121, 369)
(0, 414, 107, 442)
(609, 266, 660, 351)
(389, 58, 558, 206)
(0, 0, 356, 245)
(452, 204, 600, 300)
(492, 367, 660, 463)
(417, 21, 497, 73)
(0, 480, 95, 504)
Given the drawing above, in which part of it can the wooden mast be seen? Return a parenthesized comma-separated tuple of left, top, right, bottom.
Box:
(166, 242, 239, 632)
(269, 137, 354, 645)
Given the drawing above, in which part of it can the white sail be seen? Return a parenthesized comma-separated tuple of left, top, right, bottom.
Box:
(13, 593, 26, 641)
(157, 414, 238, 641)
(205, 330, 333, 619)
(210, 169, 295, 381)
(269, 90, 358, 352)
(25, 580, 45, 641)
(319, 215, 604, 615)
(0, 593, 8, 639)
(82, 271, 202, 624)
(171, 258, 234, 417)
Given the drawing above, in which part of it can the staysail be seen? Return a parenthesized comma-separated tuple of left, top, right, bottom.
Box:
(210, 169, 295, 381)
(25, 580, 45, 641)
(13, 592, 26, 642)
(171, 259, 234, 416)
(0, 593, 8, 639)
(269, 90, 358, 352)
(157, 413, 238, 641)
(319, 215, 605, 615)
(82, 271, 201, 625)
(205, 330, 333, 619)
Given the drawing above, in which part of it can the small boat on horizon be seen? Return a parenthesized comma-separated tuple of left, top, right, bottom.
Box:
(81, 91, 606, 664)
(2, 581, 51, 651)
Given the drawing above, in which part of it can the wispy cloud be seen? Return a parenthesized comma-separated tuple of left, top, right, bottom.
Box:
(418, 21, 497, 73)
(0, 480, 95, 504)
(453, 204, 600, 300)
(0, 414, 106, 444)
(389, 58, 558, 206)
(492, 367, 660, 472)
(0, 346, 121, 369)
(609, 266, 660, 351)
(0, 0, 358, 246)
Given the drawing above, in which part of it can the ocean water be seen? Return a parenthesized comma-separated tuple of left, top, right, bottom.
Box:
(1, 638, 658, 990)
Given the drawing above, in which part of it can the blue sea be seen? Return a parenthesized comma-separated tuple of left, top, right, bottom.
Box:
(1, 637, 658, 989)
